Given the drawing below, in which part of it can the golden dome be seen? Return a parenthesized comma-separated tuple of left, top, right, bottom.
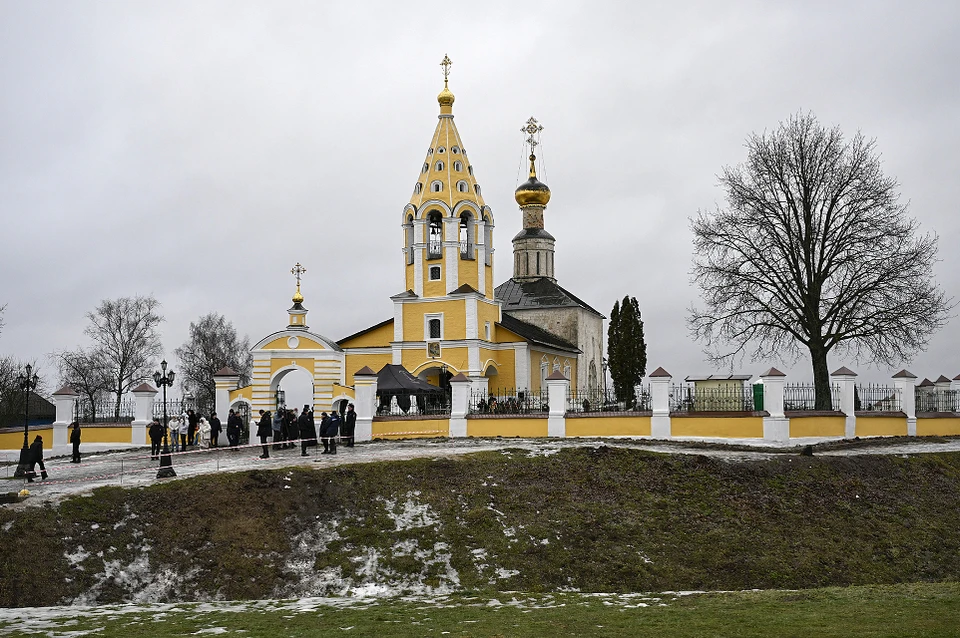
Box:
(438, 82, 455, 110)
(292, 289, 304, 304)
(514, 154, 551, 206)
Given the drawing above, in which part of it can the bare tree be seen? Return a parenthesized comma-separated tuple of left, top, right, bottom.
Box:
(174, 312, 252, 415)
(0, 356, 47, 427)
(690, 112, 952, 409)
(52, 347, 112, 421)
(85, 296, 164, 418)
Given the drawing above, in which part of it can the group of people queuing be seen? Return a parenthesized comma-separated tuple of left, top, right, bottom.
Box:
(147, 409, 226, 459)
(255, 403, 356, 459)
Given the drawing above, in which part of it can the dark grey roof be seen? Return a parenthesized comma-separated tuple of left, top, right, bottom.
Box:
(512, 227, 555, 241)
(497, 314, 580, 353)
(495, 277, 604, 318)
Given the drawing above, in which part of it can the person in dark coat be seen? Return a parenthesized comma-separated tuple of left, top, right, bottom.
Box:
(342, 404, 357, 448)
(70, 421, 82, 463)
(226, 409, 242, 449)
(187, 409, 199, 447)
(320, 412, 339, 455)
(149, 419, 164, 459)
(209, 412, 222, 448)
(297, 408, 315, 456)
(256, 409, 272, 458)
(26, 435, 47, 482)
(281, 408, 295, 449)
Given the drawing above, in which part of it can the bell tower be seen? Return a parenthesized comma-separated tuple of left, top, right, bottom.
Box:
(512, 117, 555, 282)
(402, 55, 495, 299)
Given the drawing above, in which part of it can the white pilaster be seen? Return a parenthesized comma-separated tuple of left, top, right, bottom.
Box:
(51, 387, 79, 453)
(476, 219, 486, 295)
(444, 217, 459, 293)
(131, 384, 158, 446)
(892, 370, 917, 436)
(391, 343, 402, 365)
(831, 367, 858, 439)
(546, 372, 569, 437)
(393, 300, 404, 342)
(760, 368, 789, 443)
(353, 369, 378, 443)
(465, 296, 478, 340)
(514, 343, 530, 391)
(414, 221, 424, 296)
(449, 373, 471, 438)
(649, 368, 672, 439)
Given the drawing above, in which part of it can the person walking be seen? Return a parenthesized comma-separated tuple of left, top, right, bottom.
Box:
(297, 407, 315, 456)
(26, 435, 47, 482)
(227, 409, 242, 449)
(149, 419, 164, 459)
(70, 421, 82, 463)
(342, 404, 356, 448)
(256, 409, 272, 459)
(209, 412, 222, 448)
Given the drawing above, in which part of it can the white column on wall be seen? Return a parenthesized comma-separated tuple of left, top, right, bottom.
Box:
(649, 367, 672, 439)
(51, 386, 79, 453)
(444, 217, 459, 293)
(476, 219, 486, 294)
(449, 373, 471, 438)
(353, 367, 378, 443)
(831, 366, 857, 439)
(546, 371, 569, 437)
(760, 368, 788, 443)
(892, 369, 918, 436)
(131, 384, 157, 446)
(414, 220, 424, 296)
(514, 343, 530, 391)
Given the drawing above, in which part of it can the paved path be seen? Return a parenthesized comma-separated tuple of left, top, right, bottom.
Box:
(4, 436, 960, 506)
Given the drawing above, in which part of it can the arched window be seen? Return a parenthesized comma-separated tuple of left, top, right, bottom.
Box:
(429, 318, 441, 339)
(429, 265, 441, 281)
(451, 146, 460, 154)
(540, 355, 549, 389)
(459, 212, 474, 259)
(428, 147, 433, 155)
(435, 161, 444, 171)
(468, 165, 474, 176)
(457, 180, 469, 193)
(454, 161, 463, 171)
(474, 184, 481, 195)
(422, 163, 428, 173)
(437, 146, 445, 154)
(484, 216, 493, 266)
(563, 360, 572, 380)
(414, 182, 422, 194)
(427, 211, 442, 258)
(404, 215, 414, 265)
(431, 181, 442, 193)
(553, 357, 561, 372)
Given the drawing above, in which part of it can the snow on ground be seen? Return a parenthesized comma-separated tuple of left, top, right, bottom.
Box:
(3, 436, 960, 508)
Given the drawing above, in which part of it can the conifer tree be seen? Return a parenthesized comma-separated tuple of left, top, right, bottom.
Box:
(607, 296, 647, 407)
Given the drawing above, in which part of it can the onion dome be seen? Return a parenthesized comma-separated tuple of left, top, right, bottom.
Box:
(514, 154, 551, 206)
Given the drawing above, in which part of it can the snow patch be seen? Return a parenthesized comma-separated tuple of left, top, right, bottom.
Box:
(382, 492, 439, 531)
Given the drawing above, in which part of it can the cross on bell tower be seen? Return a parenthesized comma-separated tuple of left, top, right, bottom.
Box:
(287, 262, 309, 329)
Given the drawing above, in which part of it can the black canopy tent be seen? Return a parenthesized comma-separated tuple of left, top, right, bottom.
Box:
(376, 364, 447, 415)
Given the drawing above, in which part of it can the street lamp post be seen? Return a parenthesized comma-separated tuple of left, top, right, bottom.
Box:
(153, 360, 177, 479)
(13, 364, 40, 478)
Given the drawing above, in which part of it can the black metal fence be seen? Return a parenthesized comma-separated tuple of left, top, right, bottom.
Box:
(377, 391, 451, 417)
(916, 389, 958, 413)
(152, 400, 192, 422)
(567, 386, 651, 414)
(75, 399, 137, 424)
(783, 383, 842, 411)
(469, 389, 548, 417)
(670, 384, 757, 413)
(855, 385, 901, 412)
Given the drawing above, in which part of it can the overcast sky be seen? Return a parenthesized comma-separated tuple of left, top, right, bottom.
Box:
(1, 0, 958, 398)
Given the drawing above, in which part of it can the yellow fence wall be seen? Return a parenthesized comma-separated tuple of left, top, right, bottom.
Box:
(789, 416, 846, 438)
(372, 419, 449, 439)
(566, 416, 651, 437)
(0, 428, 53, 450)
(467, 418, 549, 438)
(671, 416, 764, 438)
(916, 417, 960, 436)
(856, 416, 908, 437)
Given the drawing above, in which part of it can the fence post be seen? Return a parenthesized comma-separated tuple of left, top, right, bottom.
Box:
(51, 386, 79, 456)
(831, 366, 857, 439)
(760, 368, 788, 443)
(353, 367, 378, 443)
(214, 368, 241, 446)
(546, 371, 569, 437)
(953, 374, 960, 412)
(892, 369, 917, 436)
(450, 373, 471, 438)
(131, 383, 157, 446)
(649, 367, 672, 439)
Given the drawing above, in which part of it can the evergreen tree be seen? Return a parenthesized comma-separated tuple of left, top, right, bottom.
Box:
(607, 296, 647, 407)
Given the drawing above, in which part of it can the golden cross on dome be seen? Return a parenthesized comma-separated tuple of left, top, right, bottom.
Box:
(440, 54, 452, 84)
(522, 116, 543, 153)
(290, 262, 306, 301)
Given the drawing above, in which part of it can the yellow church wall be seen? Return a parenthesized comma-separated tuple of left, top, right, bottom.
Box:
(458, 257, 480, 290)
(529, 349, 576, 393)
(344, 353, 394, 384)
(405, 346, 469, 376)
(480, 347, 516, 390)
(477, 302, 500, 339)
(402, 300, 465, 341)
(467, 417, 548, 438)
(855, 416, 907, 437)
(261, 335, 326, 350)
(485, 264, 494, 298)
(789, 416, 845, 438)
(373, 419, 449, 439)
(406, 263, 414, 292)
(916, 417, 960, 436)
(270, 358, 316, 374)
(332, 384, 355, 400)
(230, 386, 252, 403)
(423, 261, 446, 298)
(566, 416, 651, 437)
(0, 428, 53, 449)
(671, 416, 764, 438)
(339, 322, 394, 349)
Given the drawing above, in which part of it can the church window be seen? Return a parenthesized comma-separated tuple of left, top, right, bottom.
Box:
(428, 147, 433, 155)
(454, 160, 463, 171)
(431, 181, 443, 193)
(427, 211, 443, 258)
(435, 161, 444, 171)
(459, 212, 474, 259)
(429, 265, 441, 281)
(474, 184, 481, 195)
(536, 252, 541, 275)
(485, 321, 491, 340)
(414, 182, 422, 194)
(563, 360, 571, 380)
(457, 180, 469, 193)
(484, 218, 493, 266)
(422, 163, 428, 173)
(405, 217, 414, 265)
(553, 357, 561, 372)
(452, 146, 460, 154)
(426, 314, 443, 340)
(437, 146, 446, 153)
(540, 355, 549, 388)
(468, 165, 473, 176)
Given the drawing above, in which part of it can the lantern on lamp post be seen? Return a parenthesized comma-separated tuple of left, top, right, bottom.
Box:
(153, 360, 177, 479)
(13, 364, 40, 478)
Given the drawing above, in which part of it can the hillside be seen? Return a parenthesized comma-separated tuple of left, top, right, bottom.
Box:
(2, 446, 960, 607)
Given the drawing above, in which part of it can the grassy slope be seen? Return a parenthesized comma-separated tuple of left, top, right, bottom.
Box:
(1, 446, 960, 607)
